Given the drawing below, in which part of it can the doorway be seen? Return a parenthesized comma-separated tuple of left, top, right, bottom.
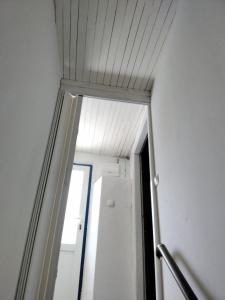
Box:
(140, 138, 156, 299)
(53, 164, 92, 300)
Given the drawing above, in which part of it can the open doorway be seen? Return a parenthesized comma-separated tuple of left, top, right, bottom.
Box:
(49, 95, 158, 300)
(53, 164, 92, 300)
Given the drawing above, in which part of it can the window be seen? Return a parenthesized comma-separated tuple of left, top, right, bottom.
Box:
(61, 168, 84, 245)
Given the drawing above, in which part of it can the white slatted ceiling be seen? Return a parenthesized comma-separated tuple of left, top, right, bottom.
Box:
(56, 0, 177, 91)
(76, 97, 146, 157)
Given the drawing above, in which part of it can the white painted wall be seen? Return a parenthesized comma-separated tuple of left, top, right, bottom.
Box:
(93, 176, 133, 300)
(53, 250, 78, 300)
(73, 152, 133, 300)
(0, 0, 60, 299)
(151, 0, 225, 299)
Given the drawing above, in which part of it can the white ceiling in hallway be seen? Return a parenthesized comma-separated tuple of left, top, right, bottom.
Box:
(76, 97, 147, 157)
(55, 0, 177, 91)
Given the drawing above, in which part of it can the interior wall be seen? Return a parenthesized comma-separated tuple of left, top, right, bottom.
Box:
(74, 152, 133, 300)
(93, 176, 133, 300)
(151, 0, 225, 299)
(0, 0, 60, 299)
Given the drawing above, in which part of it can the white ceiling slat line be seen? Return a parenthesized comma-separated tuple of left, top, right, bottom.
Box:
(82, 97, 90, 152)
(145, 0, 177, 90)
(100, 101, 121, 155)
(121, 0, 154, 88)
(133, 0, 173, 89)
(102, 0, 129, 86)
(63, 0, 71, 79)
(89, 0, 109, 83)
(111, 104, 127, 156)
(119, 105, 143, 156)
(127, 0, 163, 89)
(76, 97, 147, 157)
(96, 100, 112, 154)
(91, 100, 103, 154)
(69, 0, 79, 80)
(76, 0, 89, 81)
(92, 0, 111, 84)
(116, 104, 139, 156)
(138, 0, 175, 90)
(88, 98, 98, 151)
(96, 0, 119, 84)
(112, 103, 132, 156)
(82, 0, 99, 82)
(100, 100, 123, 156)
(98, 100, 113, 154)
(87, 100, 97, 152)
(116, 0, 146, 87)
(57, 0, 177, 91)
(122, 106, 146, 156)
(99, 101, 115, 153)
(90, 98, 101, 153)
(122, 105, 145, 156)
(55, 0, 64, 74)
(109, 0, 139, 87)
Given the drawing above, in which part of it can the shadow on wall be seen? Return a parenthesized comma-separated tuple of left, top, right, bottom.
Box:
(173, 251, 214, 300)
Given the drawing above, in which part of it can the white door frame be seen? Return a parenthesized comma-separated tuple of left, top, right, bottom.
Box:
(17, 81, 162, 300)
(130, 107, 163, 300)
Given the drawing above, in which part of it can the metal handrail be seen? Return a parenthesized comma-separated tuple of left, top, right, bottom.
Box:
(156, 243, 198, 300)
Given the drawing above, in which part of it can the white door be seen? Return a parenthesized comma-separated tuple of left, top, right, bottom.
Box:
(53, 164, 91, 300)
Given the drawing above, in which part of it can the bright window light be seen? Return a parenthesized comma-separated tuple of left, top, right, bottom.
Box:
(61, 169, 84, 245)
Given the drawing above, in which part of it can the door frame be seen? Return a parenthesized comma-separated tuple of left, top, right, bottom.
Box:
(17, 82, 162, 300)
(130, 108, 163, 300)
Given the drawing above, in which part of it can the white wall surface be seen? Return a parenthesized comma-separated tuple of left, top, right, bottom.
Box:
(53, 250, 78, 300)
(74, 152, 133, 300)
(151, 0, 225, 299)
(0, 0, 60, 299)
(93, 176, 133, 300)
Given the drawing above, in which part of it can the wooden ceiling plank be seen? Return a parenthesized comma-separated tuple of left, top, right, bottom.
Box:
(116, 103, 139, 156)
(110, 102, 128, 156)
(127, 0, 162, 88)
(102, 0, 129, 85)
(89, 0, 109, 83)
(76, 97, 146, 157)
(122, 105, 145, 156)
(121, 0, 154, 88)
(82, 0, 99, 82)
(101, 101, 121, 155)
(98, 100, 113, 155)
(144, 0, 177, 90)
(116, 0, 145, 87)
(63, 0, 71, 79)
(69, 0, 79, 80)
(118, 104, 141, 156)
(76, 0, 89, 81)
(133, 0, 174, 89)
(99, 100, 114, 153)
(96, 0, 119, 84)
(55, 0, 64, 74)
(89, 98, 100, 153)
(110, 0, 139, 87)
